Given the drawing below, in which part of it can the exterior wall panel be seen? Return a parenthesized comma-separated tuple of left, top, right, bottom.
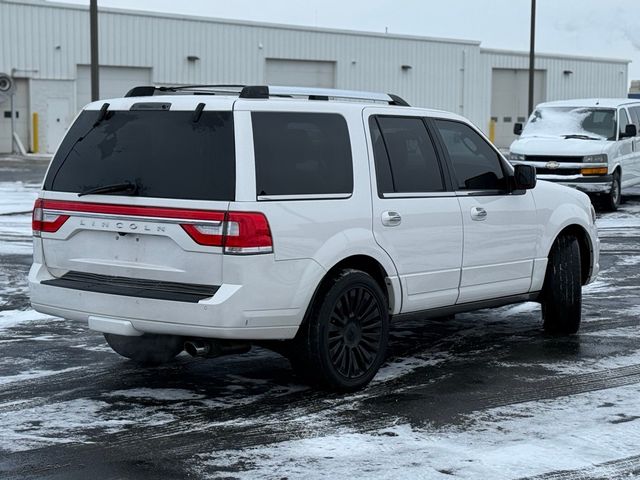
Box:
(0, 0, 630, 153)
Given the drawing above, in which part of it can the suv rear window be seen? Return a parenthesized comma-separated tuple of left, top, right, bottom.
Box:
(252, 112, 353, 197)
(44, 109, 235, 201)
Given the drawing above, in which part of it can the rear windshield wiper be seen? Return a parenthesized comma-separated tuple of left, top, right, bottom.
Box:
(563, 134, 600, 140)
(78, 182, 138, 197)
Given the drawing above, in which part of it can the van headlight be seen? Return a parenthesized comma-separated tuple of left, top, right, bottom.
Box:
(510, 152, 526, 162)
(583, 154, 607, 164)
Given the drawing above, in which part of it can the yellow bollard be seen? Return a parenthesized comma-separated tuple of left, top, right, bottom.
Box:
(489, 118, 496, 144)
(32, 112, 39, 153)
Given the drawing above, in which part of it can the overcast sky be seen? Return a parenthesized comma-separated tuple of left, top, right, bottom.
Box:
(56, 0, 640, 85)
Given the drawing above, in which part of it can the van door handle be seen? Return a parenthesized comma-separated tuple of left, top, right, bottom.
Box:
(381, 211, 402, 227)
(470, 207, 487, 221)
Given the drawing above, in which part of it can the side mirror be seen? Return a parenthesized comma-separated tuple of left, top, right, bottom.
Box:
(513, 123, 523, 135)
(621, 124, 638, 138)
(513, 164, 536, 190)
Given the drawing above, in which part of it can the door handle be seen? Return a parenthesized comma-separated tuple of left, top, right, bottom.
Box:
(470, 207, 487, 221)
(381, 211, 402, 227)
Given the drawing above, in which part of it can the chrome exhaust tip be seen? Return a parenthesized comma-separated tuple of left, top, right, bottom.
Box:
(184, 340, 210, 357)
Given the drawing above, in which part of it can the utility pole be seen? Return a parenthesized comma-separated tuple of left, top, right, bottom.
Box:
(90, 0, 99, 101)
(528, 0, 536, 115)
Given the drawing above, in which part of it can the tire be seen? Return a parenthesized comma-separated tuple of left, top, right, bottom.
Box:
(291, 269, 390, 392)
(602, 170, 621, 211)
(541, 235, 582, 335)
(104, 333, 184, 365)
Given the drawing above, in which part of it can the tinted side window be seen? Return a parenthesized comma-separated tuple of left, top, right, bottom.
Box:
(369, 118, 394, 194)
(252, 112, 353, 196)
(373, 116, 444, 193)
(619, 109, 631, 136)
(628, 107, 640, 129)
(435, 119, 507, 191)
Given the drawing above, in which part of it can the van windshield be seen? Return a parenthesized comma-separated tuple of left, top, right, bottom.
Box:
(521, 107, 616, 141)
(44, 109, 235, 201)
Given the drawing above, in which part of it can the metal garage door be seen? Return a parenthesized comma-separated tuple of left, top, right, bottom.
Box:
(76, 66, 151, 110)
(0, 78, 29, 154)
(265, 59, 336, 88)
(491, 69, 546, 148)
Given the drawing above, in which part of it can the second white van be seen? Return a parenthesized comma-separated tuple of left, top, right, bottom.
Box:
(509, 98, 640, 210)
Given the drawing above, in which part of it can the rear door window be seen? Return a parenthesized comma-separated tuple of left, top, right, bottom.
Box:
(434, 119, 507, 191)
(44, 109, 235, 201)
(252, 112, 353, 197)
(370, 116, 445, 194)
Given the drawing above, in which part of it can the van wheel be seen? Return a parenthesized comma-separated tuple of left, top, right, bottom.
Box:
(292, 270, 389, 392)
(541, 235, 582, 335)
(602, 170, 621, 211)
(104, 333, 184, 365)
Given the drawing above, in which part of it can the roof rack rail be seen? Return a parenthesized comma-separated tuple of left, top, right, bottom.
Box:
(240, 86, 409, 106)
(125, 84, 246, 97)
(124, 84, 410, 106)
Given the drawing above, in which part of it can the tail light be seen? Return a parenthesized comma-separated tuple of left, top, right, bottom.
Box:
(181, 211, 273, 255)
(32, 199, 70, 237)
(30, 199, 272, 255)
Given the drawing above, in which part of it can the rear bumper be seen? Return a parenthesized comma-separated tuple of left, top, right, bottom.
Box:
(29, 257, 325, 340)
(538, 174, 612, 194)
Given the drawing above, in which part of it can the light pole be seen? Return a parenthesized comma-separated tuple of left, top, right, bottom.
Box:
(90, 0, 99, 101)
(528, 0, 536, 115)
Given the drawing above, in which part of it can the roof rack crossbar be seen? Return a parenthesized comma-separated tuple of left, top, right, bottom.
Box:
(125, 84, 410, 106)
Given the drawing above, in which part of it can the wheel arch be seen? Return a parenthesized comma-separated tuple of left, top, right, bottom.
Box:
(550, 224, 594, 286)
(296, 254, 399, 339)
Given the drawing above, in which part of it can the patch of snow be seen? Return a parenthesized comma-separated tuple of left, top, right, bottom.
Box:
(105, 388, 206, 401)
(0, 309, 54, 332)
(195, 383, 640, 479)
(0, 182, 38, 215)
(0, 398, 174, 453)
(0, 367, 84, 386)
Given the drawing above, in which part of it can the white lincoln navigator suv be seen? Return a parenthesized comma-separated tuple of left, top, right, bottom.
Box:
(29, 85, 600, 391)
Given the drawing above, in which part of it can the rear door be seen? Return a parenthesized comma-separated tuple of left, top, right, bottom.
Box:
(625, 105, 640, 187)
(39, 102, 236, 290)
(432, 118, 538, 304)
(617, 108, 639, 187)
(365, 110, 463, 313)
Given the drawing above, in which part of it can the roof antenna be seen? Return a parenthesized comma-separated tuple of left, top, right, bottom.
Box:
(596, 99, 600, 105)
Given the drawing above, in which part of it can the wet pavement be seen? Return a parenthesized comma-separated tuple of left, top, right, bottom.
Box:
(0, 155, 639, 479)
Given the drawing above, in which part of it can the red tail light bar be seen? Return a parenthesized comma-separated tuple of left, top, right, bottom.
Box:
(31, 199, 273, 255)
(32, 199, 70, 236)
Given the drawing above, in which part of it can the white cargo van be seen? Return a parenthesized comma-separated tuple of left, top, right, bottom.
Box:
(510, 99, 640, 210)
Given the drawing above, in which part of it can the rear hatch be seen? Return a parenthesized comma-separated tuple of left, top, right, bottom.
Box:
(36, 98, 236, 299)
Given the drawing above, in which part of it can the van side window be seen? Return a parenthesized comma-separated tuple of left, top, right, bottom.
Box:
(434, 119, 507, 191)
(619, 109, 631, 137)
(628, 106, 640, 130)
(370, 116, 445, 194)
(252, 112, 353, 197)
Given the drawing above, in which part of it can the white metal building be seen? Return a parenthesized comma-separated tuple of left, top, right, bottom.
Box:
(0, 0, 631, 153)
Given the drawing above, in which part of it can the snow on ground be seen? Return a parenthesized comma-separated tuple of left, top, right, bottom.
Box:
(0, 181, 38, 215)
(0, 398, 175, 452)
(195, 383, 640, 480)
(0, 309, 53, 332)
(0, 366, 84, 386)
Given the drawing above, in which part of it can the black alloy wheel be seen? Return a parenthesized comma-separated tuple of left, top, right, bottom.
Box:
(327, 286, 384, 379)
(291, 269, 390, 392)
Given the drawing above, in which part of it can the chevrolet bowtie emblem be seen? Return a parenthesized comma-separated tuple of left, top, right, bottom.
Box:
(545, 161, 560, 169)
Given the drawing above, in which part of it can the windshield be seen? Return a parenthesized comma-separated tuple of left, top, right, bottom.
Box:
(521, 107, 616, 141)
(44, 109, 235, 201)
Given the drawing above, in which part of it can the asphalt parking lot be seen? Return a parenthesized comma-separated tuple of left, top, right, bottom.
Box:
(1, 156, 640, 480)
